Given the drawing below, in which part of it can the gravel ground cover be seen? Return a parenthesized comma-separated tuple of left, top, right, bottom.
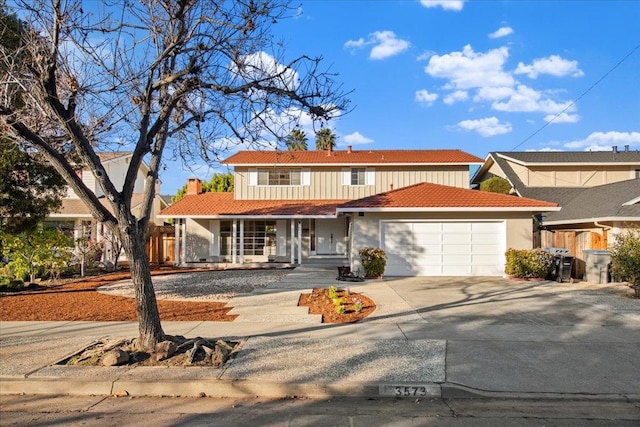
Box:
(98, 268, 292, 302)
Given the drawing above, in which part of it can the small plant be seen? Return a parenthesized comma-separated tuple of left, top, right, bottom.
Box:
(359, 247, 387, 278)
(335, 303, 345, 315)
(505, 248, 553, 279)
(610, 228, 640, 298)
(332, 297, 342, 308)
(327, 285, 338, 299)
(353, 298, 363, 313)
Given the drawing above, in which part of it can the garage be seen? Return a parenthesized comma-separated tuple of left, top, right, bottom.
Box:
(381, 221, 505, 276)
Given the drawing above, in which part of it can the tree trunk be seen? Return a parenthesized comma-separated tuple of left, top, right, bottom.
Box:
(121, 230, 165, 351)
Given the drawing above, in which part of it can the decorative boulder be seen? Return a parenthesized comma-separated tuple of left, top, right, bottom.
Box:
(102, 349, 130, 366)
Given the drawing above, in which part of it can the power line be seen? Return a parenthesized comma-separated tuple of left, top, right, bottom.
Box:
(511, 43, 640, 151)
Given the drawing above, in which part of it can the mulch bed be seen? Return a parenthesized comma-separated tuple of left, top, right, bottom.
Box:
(298, 287, 376, 323)
(0, 268, 237, 322)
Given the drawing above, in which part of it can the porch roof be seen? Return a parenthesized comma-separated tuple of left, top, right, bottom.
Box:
(158, 192, 347, 218)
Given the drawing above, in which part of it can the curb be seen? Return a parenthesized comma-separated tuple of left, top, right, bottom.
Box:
(3, 377, 639, 403)
(0, 377, 441, 399)
(440, 383, 640, 402)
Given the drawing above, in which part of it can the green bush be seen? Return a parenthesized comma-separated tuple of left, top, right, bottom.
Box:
(480, 177, 512, 194)
(359, 247, 387, 278)
(610, 228, 640, 298)
(505, 248, 553, 279)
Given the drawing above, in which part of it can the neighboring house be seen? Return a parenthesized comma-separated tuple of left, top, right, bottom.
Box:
(44, 152, 168, 263)
(471, 148, 640, 270)
(158, 148, 557, 277)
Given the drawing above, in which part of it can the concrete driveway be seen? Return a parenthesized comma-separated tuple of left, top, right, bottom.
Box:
(384, 276, 638, 327)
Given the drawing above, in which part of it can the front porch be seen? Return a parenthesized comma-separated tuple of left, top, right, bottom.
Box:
(172, 217, 350, 268)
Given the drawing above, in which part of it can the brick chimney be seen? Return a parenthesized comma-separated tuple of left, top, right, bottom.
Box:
(326, 145, 333, 156)
(347, 145, 352, 154)
(187, 178, 202, 195)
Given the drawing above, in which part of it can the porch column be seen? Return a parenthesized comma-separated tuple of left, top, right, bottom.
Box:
(297, 220, 302, 265)
(239, 219, 244, 264)
(290, 220, 295, 264)
(174, 219, 180, 266)
(232, 219, 237, 264)
(181, 219, 187, 264)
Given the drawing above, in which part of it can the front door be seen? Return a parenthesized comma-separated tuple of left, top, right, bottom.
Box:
(315, 218, 346, 255)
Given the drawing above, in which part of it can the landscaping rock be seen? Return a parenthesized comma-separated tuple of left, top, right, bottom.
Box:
(154, 340, 177, 361)
(102, 349, 130, 366)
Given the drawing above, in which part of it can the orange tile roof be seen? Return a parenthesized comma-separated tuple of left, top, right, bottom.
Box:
(221, 149, 483, 165)
(339, 182, 559, 210)
(159, 192, 348, 217)
(159, 183, 558, 218)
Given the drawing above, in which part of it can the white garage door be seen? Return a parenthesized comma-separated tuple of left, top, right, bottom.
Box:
(382, 221, 504, 276)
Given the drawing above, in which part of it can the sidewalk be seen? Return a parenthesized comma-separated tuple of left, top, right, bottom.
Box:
(1, 267, 639, 401)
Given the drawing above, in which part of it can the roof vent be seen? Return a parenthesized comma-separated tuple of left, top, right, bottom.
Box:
(624, 144, 630, 152)
(613, 145, 618, 153)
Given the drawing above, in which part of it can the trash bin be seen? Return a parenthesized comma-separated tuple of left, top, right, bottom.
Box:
(550, 254, 573, 283)
(582, 250, 611, 284)
(544, 248, 573, 282)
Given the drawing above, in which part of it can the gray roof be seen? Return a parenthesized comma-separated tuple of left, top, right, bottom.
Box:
(493, 150, 640, 164)
(519, 187, 585, 205)
(540, 179, 640, 225)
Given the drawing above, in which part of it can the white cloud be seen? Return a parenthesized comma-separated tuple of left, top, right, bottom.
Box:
(563, 131, 640, 150)
(489, 26, 513, 39)
(515, 55, 584, 79)
(345, 31, 410, 60)
(231, 51, 299, 90)
(491, 84, 575, 114)
(415, 89, 439, 105)
(420, 0, 465, 11)
(425, 45, 514, 90)
(544, 112, 581, 124)
(424, 44, 581, 120)
(417, 50, 434, 61)
(443, 90, 468, 105)
(370, 31, 410, 60)
(456, 117, 512, 137)
(343, 131, 374, 145)
(344, 38, 366, 49)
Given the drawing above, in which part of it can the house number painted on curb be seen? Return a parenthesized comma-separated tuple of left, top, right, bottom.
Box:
(379, 384, 440, 397)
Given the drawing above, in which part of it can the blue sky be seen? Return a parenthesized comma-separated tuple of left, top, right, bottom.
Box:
(164, 1, 639, 193)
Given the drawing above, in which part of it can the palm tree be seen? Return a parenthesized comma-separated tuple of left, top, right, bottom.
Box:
(315, 128, 337, 151)
(285, 129, 308, 151)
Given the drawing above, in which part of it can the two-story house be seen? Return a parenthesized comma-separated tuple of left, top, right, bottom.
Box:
(44, 152, 168, 263)
(159, 147, 557, 277)
(471, 148, 640, 265)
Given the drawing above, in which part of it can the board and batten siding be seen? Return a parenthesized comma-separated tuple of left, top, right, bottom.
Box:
(511, 164, 638, 187)
(234, 166, 470, 200)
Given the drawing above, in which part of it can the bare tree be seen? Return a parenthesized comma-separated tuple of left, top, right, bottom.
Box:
(0, 0, 349, 351)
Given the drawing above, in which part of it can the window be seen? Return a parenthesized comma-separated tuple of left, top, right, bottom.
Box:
(219, 220, 277, 256)
(257, 168, 301, 186)
(635, 169, 640, 179)
(351, 168, 366, 186)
